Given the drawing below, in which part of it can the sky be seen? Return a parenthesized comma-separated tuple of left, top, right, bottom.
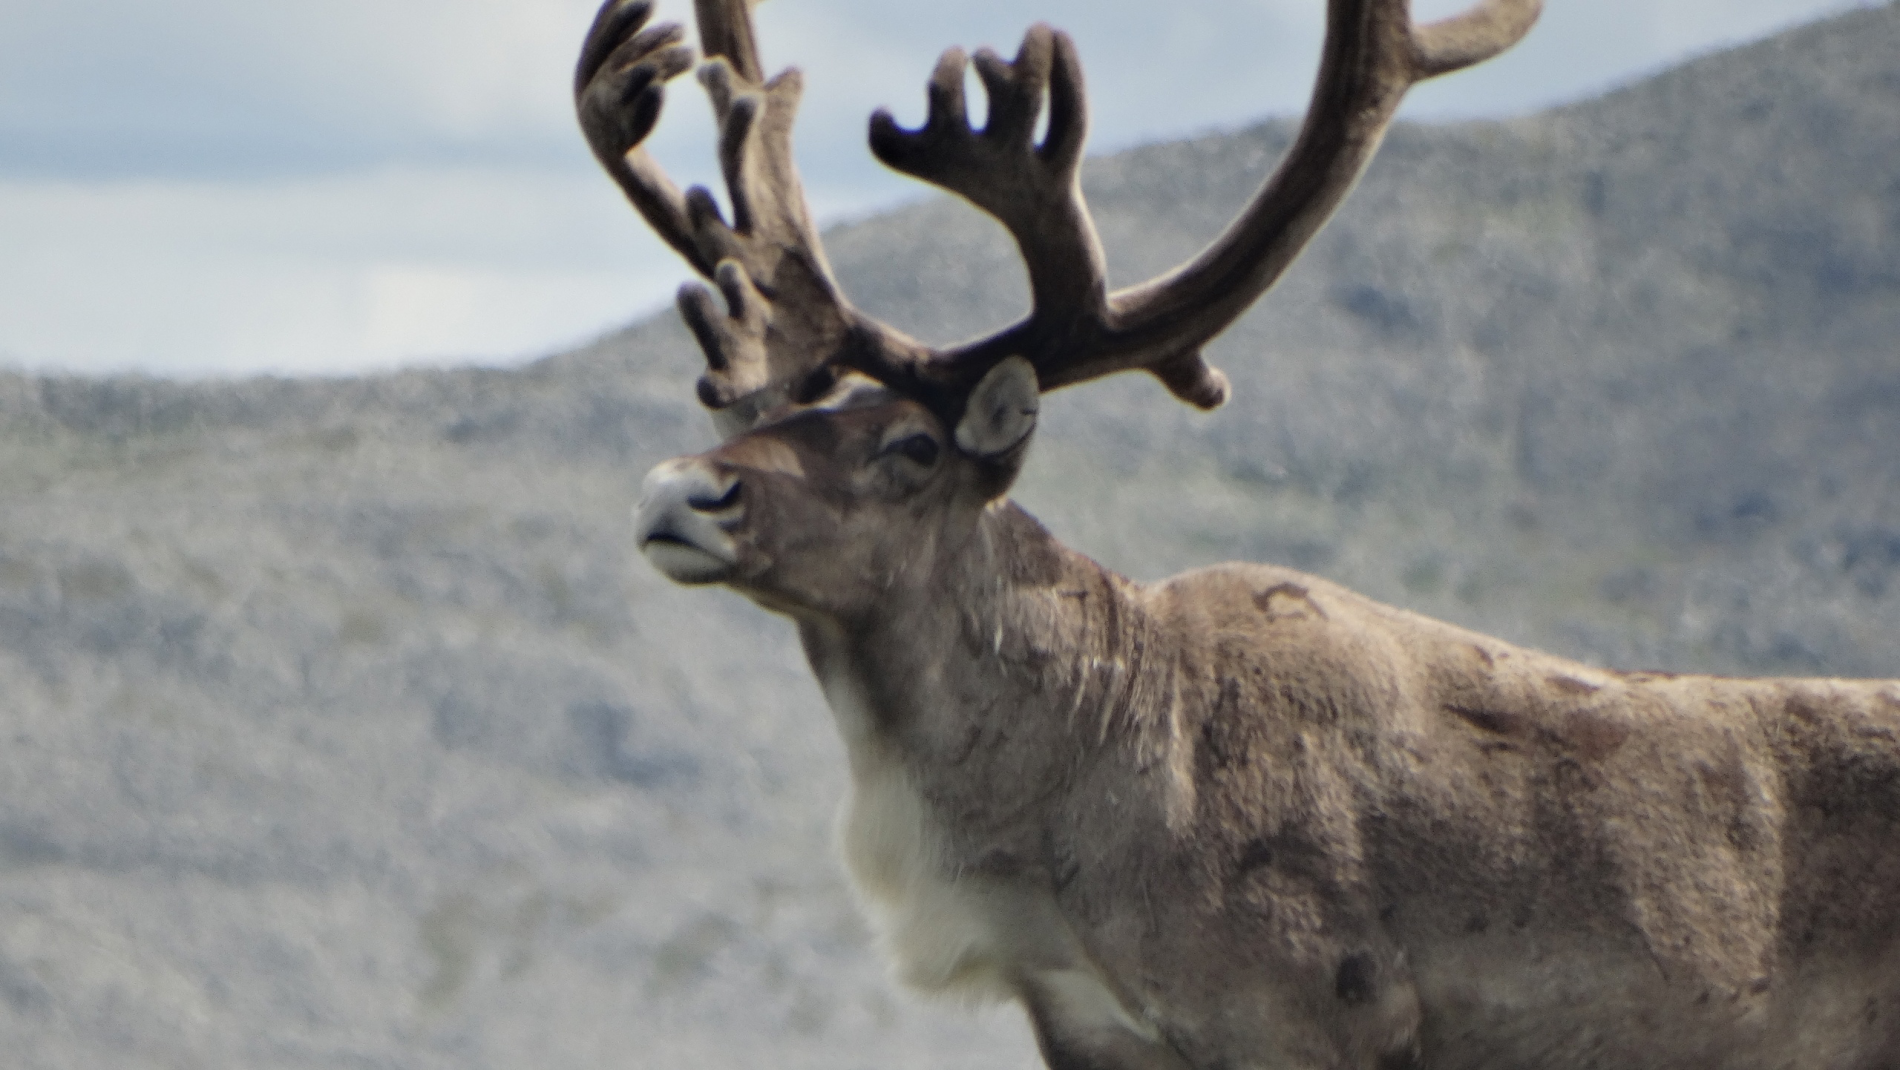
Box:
(0, 0, 1878, 378)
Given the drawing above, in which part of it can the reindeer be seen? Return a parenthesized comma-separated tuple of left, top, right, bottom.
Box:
(577, 0, 1900, 1065)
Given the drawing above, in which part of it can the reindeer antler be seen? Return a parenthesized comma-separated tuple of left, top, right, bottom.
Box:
(869, 27, 1105, 354)
(881, 0, 1542, 409)
(576, 0, 698, 267)
(578, 0, 910, 433)
(578, 0, 1539, 434)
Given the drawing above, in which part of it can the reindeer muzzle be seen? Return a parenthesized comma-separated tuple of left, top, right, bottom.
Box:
(635, 458, 744, 584)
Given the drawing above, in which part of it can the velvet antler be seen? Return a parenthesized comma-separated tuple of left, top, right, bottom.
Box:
(579, 0, 1541, 433)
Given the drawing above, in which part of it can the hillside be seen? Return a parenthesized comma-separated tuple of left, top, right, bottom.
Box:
(0, 4, 1896, 1067)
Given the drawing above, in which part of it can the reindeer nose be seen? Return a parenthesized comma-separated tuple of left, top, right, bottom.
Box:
(635, 458, 744, 583)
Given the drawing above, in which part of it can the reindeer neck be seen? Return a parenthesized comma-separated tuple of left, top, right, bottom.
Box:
(798, 499, 1176, 784)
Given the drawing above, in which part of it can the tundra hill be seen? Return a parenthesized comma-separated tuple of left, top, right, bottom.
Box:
(0, 4, 1895, 1067)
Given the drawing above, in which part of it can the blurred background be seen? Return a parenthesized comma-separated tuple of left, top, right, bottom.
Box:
(0, 0, 1876, 376)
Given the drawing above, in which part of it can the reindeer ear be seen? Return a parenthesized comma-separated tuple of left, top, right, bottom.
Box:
(954, 356, 1040, 459)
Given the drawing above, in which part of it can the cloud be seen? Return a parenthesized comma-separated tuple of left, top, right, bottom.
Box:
(0, 167, 683, 376)
(0, 0, 599, 179)
(6, 0, 1872, 182)
(0, 0, 1878, 375)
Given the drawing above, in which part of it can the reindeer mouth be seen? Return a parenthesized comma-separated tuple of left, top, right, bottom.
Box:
(641, 532, 737, 584)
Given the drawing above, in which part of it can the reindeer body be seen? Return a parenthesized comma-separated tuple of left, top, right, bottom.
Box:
(577, 0, 1900, 1064)
(808, 501, 1900, 1069)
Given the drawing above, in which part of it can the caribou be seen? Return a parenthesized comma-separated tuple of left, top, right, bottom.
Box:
(577, 0, 1900, 1065)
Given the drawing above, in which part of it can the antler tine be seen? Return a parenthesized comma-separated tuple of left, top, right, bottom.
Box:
(693, 0, 765, 83)
(869, 26, 1113, 388)
(575, 0, 701, 268)
(580, 0, 891, 433)
(923, 0, 1541, 410)
(1411, 0, 1546, 78)
(683, 56, 863, 417)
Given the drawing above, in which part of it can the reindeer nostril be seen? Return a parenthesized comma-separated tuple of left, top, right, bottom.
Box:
(687, 480, 742, 513)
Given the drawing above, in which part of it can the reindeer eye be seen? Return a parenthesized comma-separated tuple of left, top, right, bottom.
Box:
(883, 433, 940, 468)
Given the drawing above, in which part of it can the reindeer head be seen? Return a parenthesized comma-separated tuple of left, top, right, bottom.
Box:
(585, 0, 1539, 621)
(633, 358, 1039, 617)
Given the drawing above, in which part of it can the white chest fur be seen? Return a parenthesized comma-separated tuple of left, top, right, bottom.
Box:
(812, 653, 1163, 1046)
(816, 657, 1025, 998)
(838, 753, 1021, 998)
